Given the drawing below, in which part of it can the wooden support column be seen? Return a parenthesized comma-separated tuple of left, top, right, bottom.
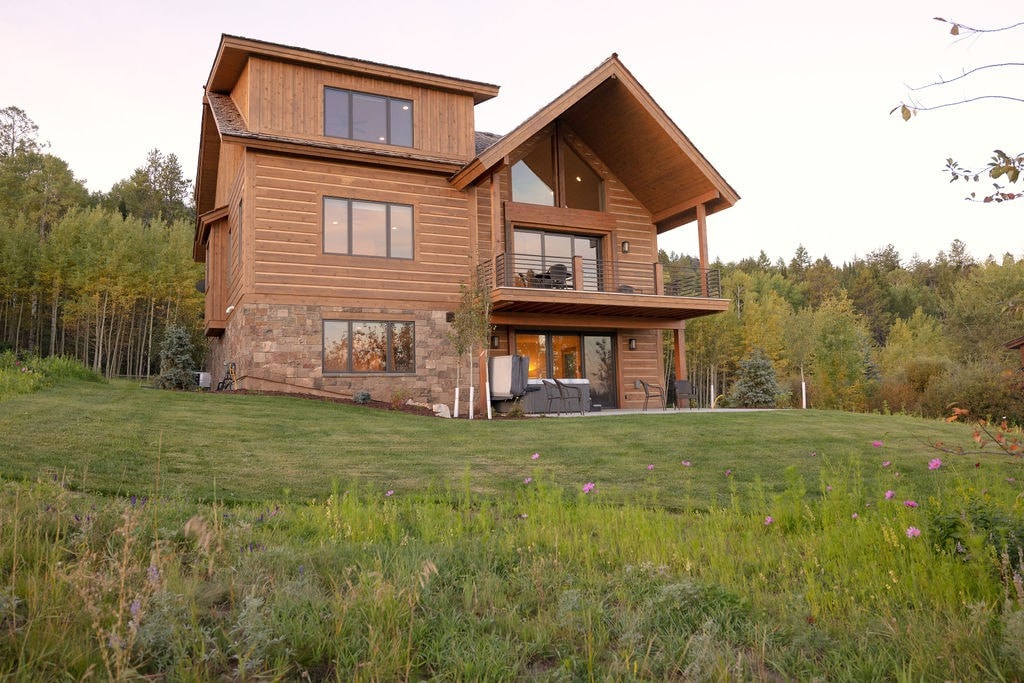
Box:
(673, 323, 689, 408)
(697, 202, 709, 297)
(653, 262, 664, 295)
(572, 255, 583, 291)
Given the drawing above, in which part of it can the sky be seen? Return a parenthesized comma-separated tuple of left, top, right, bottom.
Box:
(2, 0, 1021, 266)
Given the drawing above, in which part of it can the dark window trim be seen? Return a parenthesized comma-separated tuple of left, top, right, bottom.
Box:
(322, 196, 414, 260)
(322, 319, 416, 375)
(323, 86, 414, 148)
(512, 122, 604, 210)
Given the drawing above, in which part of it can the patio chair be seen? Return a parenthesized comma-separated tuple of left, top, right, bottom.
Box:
(638, 379, 665, 411)
(673, 379, 697, 410)
(542, 379, 564, 415)
(547, 263, 569, 289)
(554, 378, 585, 415)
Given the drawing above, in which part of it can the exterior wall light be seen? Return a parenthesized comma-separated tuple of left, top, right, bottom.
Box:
(621, 240, 630, 254)
(628, 337, 637, 351)
(490, 334, 500, 349)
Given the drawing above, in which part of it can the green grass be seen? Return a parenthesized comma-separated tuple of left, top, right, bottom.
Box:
(2, 377, 1023, 680)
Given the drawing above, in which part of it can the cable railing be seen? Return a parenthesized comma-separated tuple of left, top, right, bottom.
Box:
(478, 253, 722, 298)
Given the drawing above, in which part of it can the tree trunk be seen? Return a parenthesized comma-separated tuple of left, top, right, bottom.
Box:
(49, 286, 59, 357)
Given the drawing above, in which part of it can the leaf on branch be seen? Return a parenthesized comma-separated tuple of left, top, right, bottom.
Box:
(901, 104, 911, 121)
(933, 16, 945, 21)
(950, 24, 960, 35)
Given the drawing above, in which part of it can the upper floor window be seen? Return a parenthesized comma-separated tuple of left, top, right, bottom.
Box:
(323, 197, 413, 259)
(511, 132, 603, 211)
(324, 87, 413, 147)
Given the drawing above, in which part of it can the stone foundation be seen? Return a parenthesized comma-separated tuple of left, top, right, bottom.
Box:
(205, 303, 465, 406)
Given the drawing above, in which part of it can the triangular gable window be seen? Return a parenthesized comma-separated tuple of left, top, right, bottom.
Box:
(511, 127, 603, 211)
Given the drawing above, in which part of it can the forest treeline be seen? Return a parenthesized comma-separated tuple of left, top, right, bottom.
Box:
(0, 106, 203, 377)
(3, 106, 1023, 421)
(668, 241, 1024, 422)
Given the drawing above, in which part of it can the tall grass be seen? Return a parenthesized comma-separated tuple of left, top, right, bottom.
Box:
(2, 454, 1022, 680)
(0, 352, 101, 401)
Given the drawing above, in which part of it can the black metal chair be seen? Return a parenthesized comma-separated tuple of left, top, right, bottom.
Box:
(547, 263, 569, 289)
(638, 379, 665, 411)
(554, 378, 585, 415)
(674, 379, 697, 410)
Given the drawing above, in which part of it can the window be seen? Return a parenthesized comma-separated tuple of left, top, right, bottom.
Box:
(324, 87, 413, 147)
(324, 197, 413, 259)
(323, 320, 415, 374)
(513, 228, 602, 290)
(511, 131, 603, 210)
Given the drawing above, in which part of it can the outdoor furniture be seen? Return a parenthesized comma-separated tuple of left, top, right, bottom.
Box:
(554, 378, 585, 415)
(674, 379, 696, 409)
(638, 379, 665, 411)
(547, 263, 569, 289)
(542, 379, 564, 414)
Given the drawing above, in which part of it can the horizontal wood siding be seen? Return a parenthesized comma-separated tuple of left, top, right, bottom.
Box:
(251, 152, 471, 306)
(247, 57, 476, 162)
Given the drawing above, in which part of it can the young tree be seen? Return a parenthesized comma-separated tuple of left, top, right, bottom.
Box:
(447, 278, 492, 418)
(155, 324, 198, 390)
(729, 348, 783, 408)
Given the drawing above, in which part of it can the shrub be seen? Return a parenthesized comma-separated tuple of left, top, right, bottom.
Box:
(353, 390, 371, 405)
(921, 360, 1024, 425)
(155, 326, 198, 391)
(729, 348, 785, 408)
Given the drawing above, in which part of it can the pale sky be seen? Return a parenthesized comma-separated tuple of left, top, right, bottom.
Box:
(2, 0, 1021, 266)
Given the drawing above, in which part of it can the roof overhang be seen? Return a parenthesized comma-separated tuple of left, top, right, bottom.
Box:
(451, 55, 739, 231)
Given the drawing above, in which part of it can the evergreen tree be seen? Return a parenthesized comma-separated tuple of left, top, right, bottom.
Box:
(729, 348, 783, 408)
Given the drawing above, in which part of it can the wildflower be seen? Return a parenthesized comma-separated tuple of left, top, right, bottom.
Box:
(928, 458, 942, 470)
(826, 485, 832, 492)
(882, 461, 891, 468)
(725, 468, 732, 477)
(523, 477, 532, 484)
(975, 462, 981, 468)
(130, 599, 141, 619)
(904, 500, 918, 508)
(851, 513, 859, 520)
(531, 452, 540, 460)
(681, 460, 692, 467)
(147, 565, 160, 586)
(906, 526, 921, 538)
(647, 464, 654, 471)
(385, 490, 394, 497)
(582, 482, 595, 494)
(809, 451, 817, 457)
(519, 513, 528, 519)
(872, 441, 884, 448)
(764, 516, 773, 525)
(885, 490, 895, 500)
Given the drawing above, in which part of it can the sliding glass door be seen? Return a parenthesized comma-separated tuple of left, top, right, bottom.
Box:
(515, 331, 617, 407)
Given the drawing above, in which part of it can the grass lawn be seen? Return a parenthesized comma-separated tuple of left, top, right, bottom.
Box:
(2, 378, 1023, 680)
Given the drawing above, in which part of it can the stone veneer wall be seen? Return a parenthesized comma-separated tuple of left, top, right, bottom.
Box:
(205, 303, 463, 406)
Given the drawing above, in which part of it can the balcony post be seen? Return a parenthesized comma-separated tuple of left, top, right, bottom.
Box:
(653, 262, 664, 295)
(697, 202, 709, 297)
(673, 324, 690, 408)
(572, 255, 583, 291)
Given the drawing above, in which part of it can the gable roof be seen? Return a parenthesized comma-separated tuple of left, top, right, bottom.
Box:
(453, 55, 739, 231)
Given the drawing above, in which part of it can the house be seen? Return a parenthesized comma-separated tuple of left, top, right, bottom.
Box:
(193, 35, 739, 411)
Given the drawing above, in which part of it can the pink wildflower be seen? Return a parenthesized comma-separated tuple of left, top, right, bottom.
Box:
(582, 482, 595, 494)
(851, 513, 859, 520)
(872, 441, 884, 448)
(531, 452, 540, 460)
(904, 500, 918, 508)
(385, 490, 394, 497)
(725, 469, 732, 477)
(523, 477, 532, 484)
(826, 485, 833, 492)
(647, 464, 654, 471)
(764, 516, 773, 525)
(681, 460, 692, 467)
(928, 458, 942, 470)
(882, 461, 891, 468)
(885, 490, 895, 500)
(906, 526, 921, 538)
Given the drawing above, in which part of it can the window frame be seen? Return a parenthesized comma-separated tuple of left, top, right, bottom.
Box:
(322, 319, 416, 375)
(323, 86, 414, 147)
(511, 124, 604, 211)
(323, 196, 414, 259)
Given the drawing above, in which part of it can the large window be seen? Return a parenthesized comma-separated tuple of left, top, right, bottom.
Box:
(513, 228, 602, 290)
(323, 320, 415, 374)
(511, 132, 603, 210)
(324, 87, 413, 147)
(324, 197, 413, 259)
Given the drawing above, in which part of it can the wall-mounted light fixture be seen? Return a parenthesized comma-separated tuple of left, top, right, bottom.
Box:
(628, 337, 638, 351)
(621, 240, 630, 254)
(490, 334, 500, 349)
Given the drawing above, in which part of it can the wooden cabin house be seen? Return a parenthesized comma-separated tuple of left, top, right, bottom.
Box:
(193, 35, 739, 410)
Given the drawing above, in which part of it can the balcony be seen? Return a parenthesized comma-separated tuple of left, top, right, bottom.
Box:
(477, 253, 728, 321)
